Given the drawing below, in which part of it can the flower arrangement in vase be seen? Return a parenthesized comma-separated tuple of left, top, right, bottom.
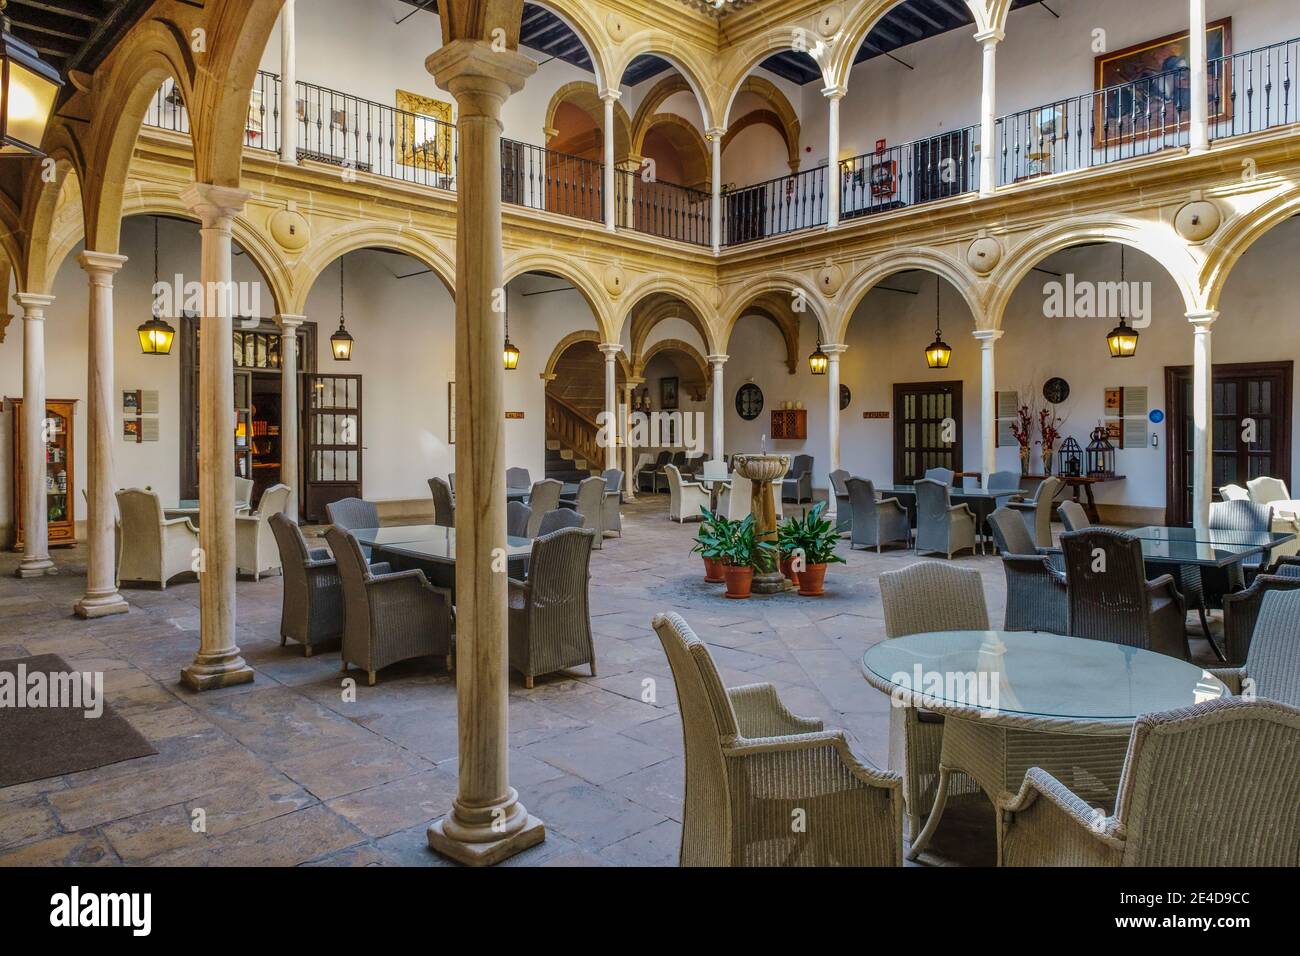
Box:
(1010, 404, 1035, 475)
(1038, 407, 1064, 477)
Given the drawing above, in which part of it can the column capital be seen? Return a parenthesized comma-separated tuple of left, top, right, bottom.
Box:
(277, 313, 306, 331)
(706, 353, 729, 366)
(821, 84, 847, 101)
(179, 183, 250, 229)
(974, 28, 1005, 45)
(426, 40, 536, 110)
(599, 87, 622, 103)
(706, 126, 726, 142)
(1186, 310, 1218, 328)
(598, 342, 623, 357)
(821, 343, 849, 356)
(972, 328, 1004, 344)
(15, 292, 56, 314)
(77, 250, 128, 278)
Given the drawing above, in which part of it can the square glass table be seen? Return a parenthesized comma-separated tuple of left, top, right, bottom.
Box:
(1051, 526, 1296, 568)
(350, 526, 533, 604)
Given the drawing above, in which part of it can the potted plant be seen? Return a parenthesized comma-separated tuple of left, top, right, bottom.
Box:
(691, 506, 728, 583)
(780, 501, 846, 596)
(718, 514, 776, 600)
(777, 514, 803, 585)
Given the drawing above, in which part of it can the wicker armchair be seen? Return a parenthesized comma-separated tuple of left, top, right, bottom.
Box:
(1007, 475, 1063, 548)
(1001, 697, 1300, 867)
(1061, 528, 1188, 660)
(879, 562, 989, 839)
(846, 477, 910, 552)
(829, 469, 851, 534)
(270, 513, 343, 656)
(652, 611, 903, 866)
(116, 488, 199, 589)
(235, 483, 290, 581)
(1201, 500, 1275, 605)
(428, 477, 455, 528)
(986, 470, 1021, 508)
(631, 453, 656, 493)
(506, 467, 531, 489)
(506, 500, 531, 539)
(913, 477, 976, 558)
(666, 464, 708, 523)
(987, 509, 1069, 634)
(1057, 499, 1090, 532)
(601, 468, 623, 538)
(234, 476, 254, 513)
(923, 467, 954, 486)
(508, 527, 596, 688)
(325, 527, 454, 685)
(640, 451, 670, 493)
(524, 479, 562, 536)
(1219, 483, 1250, 501)
(536, 508, 583, 536)
(781, 454, 814, 504)
(1214, 585, 1300, 690)
(562, 475, 608, 548)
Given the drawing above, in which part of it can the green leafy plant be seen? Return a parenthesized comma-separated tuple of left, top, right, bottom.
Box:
(691, 507, 730, 561)
(778, 501, 846, 567)
(695, 510, 776, 571)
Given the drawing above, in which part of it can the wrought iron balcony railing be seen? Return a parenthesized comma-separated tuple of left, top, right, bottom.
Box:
(615, 169, 712, 246)
(839, 125, 980, 222)
(1209, 36, 1300, 140)
(720, 165, 827, 246)
(500, 139, 604, 223)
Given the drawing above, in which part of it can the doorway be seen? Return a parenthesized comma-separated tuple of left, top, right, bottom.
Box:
(893, 381, 963, 484)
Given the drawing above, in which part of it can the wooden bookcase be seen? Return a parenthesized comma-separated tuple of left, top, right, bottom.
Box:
(770, 408, 807, 440)
(8, 398, 78, 549)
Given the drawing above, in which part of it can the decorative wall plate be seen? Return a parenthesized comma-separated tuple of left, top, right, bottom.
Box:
(840, 383, 851, 410)
(736, 383, 764, 421)
(1043, 377, 1070, 405)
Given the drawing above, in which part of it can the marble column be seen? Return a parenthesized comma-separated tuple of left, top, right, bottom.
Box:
(180, 183, 255, 691)
(707, 354, 727, 461)
(976, 29, 1003, 197)
(278, 314, 305, 519)
(425, 38, 543, 866)
(1188, 311, 1218, 528)
(15, 293, 56, 578)
(599, 343, 621, 470)
(823, 345, 848, 488)
(622, 380, 637, 499)
(600, 89, 619, 232)
(824, 86, 845, 228)
(973, 329, 1003, 487)
(708, 127, 723, 253)
(1188, 0, 1209, 151)
(279, 0, 297, 164)
(74, 253, 129, 618)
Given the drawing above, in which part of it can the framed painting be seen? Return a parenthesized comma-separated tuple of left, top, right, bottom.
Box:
(1092, 19, 1231, 147)
(660, 376, 679, 410)
(396, 89, 454, 173)
(245, 89, 264, 141)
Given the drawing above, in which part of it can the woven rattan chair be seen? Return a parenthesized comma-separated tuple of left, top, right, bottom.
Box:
(782, 454, 814, 504)
(507, 500, 531, 539)
(235, 483, 290, 581)
(601, 468, 623, 538)
(428, 477, 455, 528)
(234, 476, 254, 513)
(1217, 577, 1300, 672)
(1057, 499, 1090, 532)
(652, 611, 903, 866)
(923, 467, 954, 486)
(1201, 500, 1276, 607)
(563, 475, 608, 548)
(116, 488, 199, 589)
(987, 509, 1069, 634)
(1219, 483, 1250, 501)
(525, 479, 562, 536)
(846, 477, 910, 552)
(447, 473, 455, 496)
(506, 467, 531, 489)
(1007, 475, 1063, 548)
(1001, 697, 1300, 866)
(879, 562, 988, 839)
(508, 527, 596, 688)
(536, 507, 583, 537)
(1061, 528, 1188, 660)
(326, 497, 381, 558)
(640, 451, 670, 493)
(666, 464, 708, 522)
(1210, 590, 1300, 706)
(631, 453, 656, 493)
(829, 469, 851, 534)
(270, 513, 343, 656)
(913, 478, 976, 559)
(325, 527, 453, 685)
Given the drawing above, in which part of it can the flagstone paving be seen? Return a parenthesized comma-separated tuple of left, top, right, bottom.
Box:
(0, 497, 1223, 867)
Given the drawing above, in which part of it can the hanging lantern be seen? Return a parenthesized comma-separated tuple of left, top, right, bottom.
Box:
(0, 1, 64, 158)
(925, 278, 952, 369)
(137, 217, 175, 355)
(502, 295, 519, 370)
(1106, 245, 1139, 358)
(808, 337, 828, 375)
(1086, 423, 1116, 477)
(331, 255, 353, 360)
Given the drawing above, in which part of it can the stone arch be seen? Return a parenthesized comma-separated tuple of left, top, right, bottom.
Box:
(630, 74, 694, 159)
(719, 274, 829, 364)
(722, 74, 801, 170)
(529, 0, 616, 93)
(611, 39, 716, 131)
(542, 328, 631, 380)
(1199, 188, 1300, 312)
(544, 81, 632, 158)
(291, 224, 455, 315)
(503, 253, 615, 342)
(639, 113, 711, 188)
(19, 131, 87, 294)
(627, 292, 713, 367)
(619, 277, 720, 354)
(988, 218, 1202, 328)
(718, 42, 822, 132)
(0, 190, 22, 286)
(637, 336, 711, 393)
(835, 249, 985, 340)
(829, 1, 988, 92)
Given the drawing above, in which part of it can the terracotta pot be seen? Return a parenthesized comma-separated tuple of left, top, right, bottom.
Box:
(797, 563, 828, 596)
(723, 564, 754, 599)
(702, 556, 726, 583)
(779, 555, 800, 586)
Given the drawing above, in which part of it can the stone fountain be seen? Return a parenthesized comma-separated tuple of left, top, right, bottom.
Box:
(733, 452, 791, 594)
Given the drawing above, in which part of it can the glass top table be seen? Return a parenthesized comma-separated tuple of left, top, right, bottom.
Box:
(880, 486, 1014, 500)
(350, 525, 531, 560)
(1046, 525, 1294, 568)
(507, 483, 579, 501)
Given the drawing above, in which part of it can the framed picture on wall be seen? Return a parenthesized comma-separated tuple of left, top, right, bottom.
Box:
(661, 377, 679, 410)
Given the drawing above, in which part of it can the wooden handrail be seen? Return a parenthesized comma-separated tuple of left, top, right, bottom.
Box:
(545, 393, 604, 472)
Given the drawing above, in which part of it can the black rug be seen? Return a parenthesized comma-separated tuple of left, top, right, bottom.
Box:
(0, 654, 156, 788)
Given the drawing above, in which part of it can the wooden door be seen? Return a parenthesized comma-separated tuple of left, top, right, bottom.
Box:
(303, 373, 363, 522)
(893, 381, 963, 484)
(8, 398, 77, 548)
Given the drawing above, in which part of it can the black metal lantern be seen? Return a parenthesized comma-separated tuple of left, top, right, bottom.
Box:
(137, 218, 176, 355)
(1058, 436, 1083, 477)
(502, 296, 519, 370)
(1086, 423, 1115, 477)
(925, 277, 952, 369)
(330, 256, 353, 361)
(0, 0, 64, 158)
(808, 335, 828, 375)
(1106, 245, 1139, 358)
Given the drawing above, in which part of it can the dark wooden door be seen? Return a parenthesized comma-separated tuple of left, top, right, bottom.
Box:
(500, 139, 526, 206)
(303, 373, 363, 522)
(1165, 361, 1292, 525)
(894, 381, 963, 484)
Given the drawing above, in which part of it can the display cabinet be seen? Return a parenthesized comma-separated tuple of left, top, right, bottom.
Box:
(8, 397, 78, 549)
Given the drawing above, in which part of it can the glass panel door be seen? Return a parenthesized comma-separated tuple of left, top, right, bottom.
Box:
(894, 381, 963, 484)
(303, 373, 363, 521)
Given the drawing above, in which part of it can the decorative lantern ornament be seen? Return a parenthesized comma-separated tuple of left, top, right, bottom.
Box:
(330, 255, 354, 361)
(1058, 436, 1083, 477)
(925, 278, 952, 369)
(0, 0, 64, 158)
(1086, 423, 1116, 477)
(808, 334, 828, 375)
(502, 296, 519, 370)
(137, 217, 176, 355)
(1106, 245, 1139, 358)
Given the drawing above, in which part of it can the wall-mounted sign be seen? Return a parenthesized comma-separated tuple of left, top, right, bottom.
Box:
(862, 411, 889, 420)
(1149, 409, 1165, 424)
(505, 411, 525, 420)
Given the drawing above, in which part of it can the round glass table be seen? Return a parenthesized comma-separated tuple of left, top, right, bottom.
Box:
(861, 630, 1228, 861)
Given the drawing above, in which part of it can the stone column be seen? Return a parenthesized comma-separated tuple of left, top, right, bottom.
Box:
(425, 38, 543, 866)
(180, 183, 255, 691)
(823, 86, 845, 228)
(278, 314, 304, 519)
(622, 380, 638, 499)
(708, 127, 723, 253)
(74, 253, 129, 618)
(600, 89, 619, 232)
(973, 329, 1003, 487)
(279, 0, 297, 164)
(1188, 0, 1209, 151)
(976, 29, 1003, 197)
(823, 344, 848, 487)
(1188, 311, 1218, 528)
(15, 293, 56, 577)
(599, 343, 621, 470)
(707, 354, 727, 461)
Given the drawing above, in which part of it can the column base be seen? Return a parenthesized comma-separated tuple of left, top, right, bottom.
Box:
(181, 651, 255, 691)
(752, 570, 794, 594)
(17, 558, 57, 578)
(74, 591, 129, 618)
(427, 813, 545, 867)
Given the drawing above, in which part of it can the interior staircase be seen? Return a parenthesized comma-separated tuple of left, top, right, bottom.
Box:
(544, 340, 610, 483)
